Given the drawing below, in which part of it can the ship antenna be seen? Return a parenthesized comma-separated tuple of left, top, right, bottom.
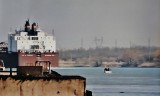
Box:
(27, 18, 30, 22)
(52, 29, 54, 36)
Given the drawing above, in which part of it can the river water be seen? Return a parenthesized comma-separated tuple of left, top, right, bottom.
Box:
(53, 67, 160, 96)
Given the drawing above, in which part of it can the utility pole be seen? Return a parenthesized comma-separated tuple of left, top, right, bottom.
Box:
(81, 38, 83, 49)
(115, 39, 117, 51)
(148, 38, 151, 62)
(129, 41, 132, 65)
(93, 36, 103, 66)
(94, 36, 103, 48)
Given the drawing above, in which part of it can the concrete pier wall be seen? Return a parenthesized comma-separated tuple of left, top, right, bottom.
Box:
(0, 76, 86, 96)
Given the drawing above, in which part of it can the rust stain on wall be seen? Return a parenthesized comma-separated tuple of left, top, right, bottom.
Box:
(0, 76, 86, 96)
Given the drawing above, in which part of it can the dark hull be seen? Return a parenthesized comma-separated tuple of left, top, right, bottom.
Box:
(0, 52, 59, 68)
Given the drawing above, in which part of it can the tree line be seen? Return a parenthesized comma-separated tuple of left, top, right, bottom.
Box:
(58, 46, 160, 67)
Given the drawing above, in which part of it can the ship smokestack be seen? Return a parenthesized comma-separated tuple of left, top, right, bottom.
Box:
(24, 19, 30, 32)
(31, 22, 38, 35)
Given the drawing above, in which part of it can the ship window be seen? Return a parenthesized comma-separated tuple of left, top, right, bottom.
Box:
(32, 37, 38, 40)
(17, 37, 20, 40)
(31, 45, 39, 49)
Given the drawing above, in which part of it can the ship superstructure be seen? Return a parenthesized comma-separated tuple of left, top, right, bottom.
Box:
(0, 20, 59, 68)
(8, 20, 56, 53)
(0, 42, 8, 52)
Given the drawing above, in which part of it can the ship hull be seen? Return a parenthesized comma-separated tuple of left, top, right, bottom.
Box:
(0, 52, 18, 68)
(0, 52, 59, 68)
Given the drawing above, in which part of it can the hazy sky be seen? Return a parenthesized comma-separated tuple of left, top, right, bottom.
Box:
(0, 0, 160, 49)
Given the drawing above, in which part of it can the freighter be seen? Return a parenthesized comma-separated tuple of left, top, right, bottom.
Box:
(0, 20, 59, 68)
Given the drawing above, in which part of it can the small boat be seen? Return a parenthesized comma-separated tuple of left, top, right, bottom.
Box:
(104, 67, 112, 74)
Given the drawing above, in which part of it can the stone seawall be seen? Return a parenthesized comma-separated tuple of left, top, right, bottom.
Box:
(0, 76, 86, 96)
